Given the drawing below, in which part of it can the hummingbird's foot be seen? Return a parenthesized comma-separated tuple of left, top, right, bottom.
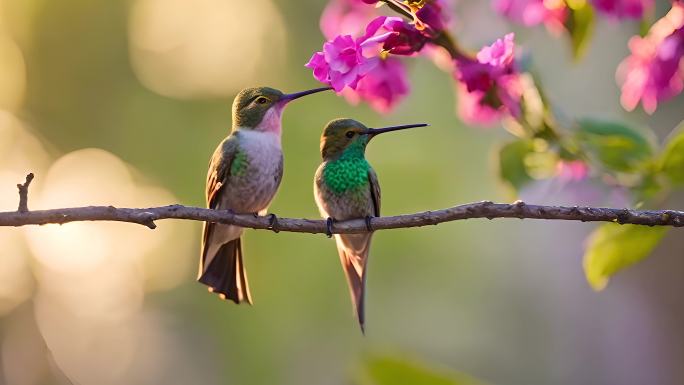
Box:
(267, 213, 279, 233)
(364, 216, 374, 232)
(325, 217, 335, 238)
(252, 212, 259, 218)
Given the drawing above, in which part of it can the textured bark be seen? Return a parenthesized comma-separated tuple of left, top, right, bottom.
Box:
(5, 174, 682, 233)
(1, 201, 682, 234)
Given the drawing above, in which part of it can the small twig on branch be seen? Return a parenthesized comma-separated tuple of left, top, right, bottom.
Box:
(16, 173, 34, 213)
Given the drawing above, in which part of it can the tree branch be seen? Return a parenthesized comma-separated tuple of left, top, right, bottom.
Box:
(2, 202, 683, 232)
(4, 174, 682, 233)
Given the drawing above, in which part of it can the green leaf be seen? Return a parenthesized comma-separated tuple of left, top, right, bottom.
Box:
(634, 171, 663, 201)
(498, 140, 534, 194)
(576, 119, 653, 172)
(357, 355, 487, 385)
(583, 224, 667, 291)
(659, 122, 684, 185)
(565, 0, 595, 60)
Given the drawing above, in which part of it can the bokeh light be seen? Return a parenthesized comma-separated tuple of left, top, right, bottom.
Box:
(2, 146, 195, 383)
(0, 112, 49, 317)
(0, 229, 32, 316)
(129, 0, 287, 99)
(0, 34, 25, 111)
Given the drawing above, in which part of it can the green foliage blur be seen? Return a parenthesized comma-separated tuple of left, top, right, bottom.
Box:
(0, 1, 682, 385)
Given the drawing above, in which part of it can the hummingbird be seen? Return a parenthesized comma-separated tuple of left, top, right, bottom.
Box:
(200, 86, 330, 303)
(313, 118, 428, 332)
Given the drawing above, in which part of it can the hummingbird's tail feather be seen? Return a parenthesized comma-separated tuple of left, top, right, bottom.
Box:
(336, 233, 372, 333)
(198, 237, 253, 304)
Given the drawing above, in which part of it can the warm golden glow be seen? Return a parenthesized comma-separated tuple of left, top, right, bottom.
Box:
(0, 113, 48, 316)
(0, 228, 33, 315)
(0, 112, 51, 210)
(25, 148, 192, 282)
(0, 35, 25, 111)
(13, 148, 194, 382)
(128, 0, 287, 99)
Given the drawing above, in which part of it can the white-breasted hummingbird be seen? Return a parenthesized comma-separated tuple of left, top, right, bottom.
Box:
(313, 118, 428, 332)
(200, 86, 330, 303)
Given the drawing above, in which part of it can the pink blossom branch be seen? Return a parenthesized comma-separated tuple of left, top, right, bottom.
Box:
(3, 174, 682, 233)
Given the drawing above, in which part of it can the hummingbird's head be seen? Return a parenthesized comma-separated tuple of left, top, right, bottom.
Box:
(232, 86, 331, 134)
(320, 119, 369, 159)
(320, 118, 429, 159)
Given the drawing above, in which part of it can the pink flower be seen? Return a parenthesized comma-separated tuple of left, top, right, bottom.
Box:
(307, 16, 426, 92)
(415, 1, 447, 34)
(454, 33, 523, 125)
(320, 0, 379, 40)
(307, 51, 332, 85)
(617, 2, 684, 113)
(305, 36, 372, 92)
(556, 160, 589, 181)
(492, 0, 567, 33)
(343, 57, 410, 112)
(457, 34, 518, 94)
(618, 30, 684, 113)
(591, 0, 653, 19)
(305, 29, 380, 92)
(477, 32, 515, 67)
(381, 17, 429, 55)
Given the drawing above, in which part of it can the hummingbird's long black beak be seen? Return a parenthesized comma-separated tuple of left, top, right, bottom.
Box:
(282, 86, 332, 102)
(362, 123, 429, 137)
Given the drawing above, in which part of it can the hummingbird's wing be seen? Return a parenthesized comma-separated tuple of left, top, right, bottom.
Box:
(336, 168, 381, 333)
(368, 167, 381, 217)
(205, 136, 236, 209)
(199, 135, 252, 304)
(202, 136, 237, 251)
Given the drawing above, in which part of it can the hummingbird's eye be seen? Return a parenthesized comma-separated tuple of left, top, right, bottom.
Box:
(345, 131, 355, 138)
(255, 96, 269, 104)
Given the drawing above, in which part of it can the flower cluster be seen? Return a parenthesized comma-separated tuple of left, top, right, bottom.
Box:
(308, 0, 683, 119)
(307, 0, 457, 113)
(305, 15, 426, 109)
(307, 0, 525, 125)
(491, 0, 681, 114)
(454, 33, 523, 125)
(617, 1, 684, 113)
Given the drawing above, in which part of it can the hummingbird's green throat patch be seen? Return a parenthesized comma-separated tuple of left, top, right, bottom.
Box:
(322, 139, 370, 194)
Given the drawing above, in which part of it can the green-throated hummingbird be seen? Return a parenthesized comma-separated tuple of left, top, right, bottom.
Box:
(313, 118, 428, 332)
(200, 86, 330, 303)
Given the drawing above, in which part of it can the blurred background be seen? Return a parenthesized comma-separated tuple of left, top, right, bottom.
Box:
(0, 0, 682, 384)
